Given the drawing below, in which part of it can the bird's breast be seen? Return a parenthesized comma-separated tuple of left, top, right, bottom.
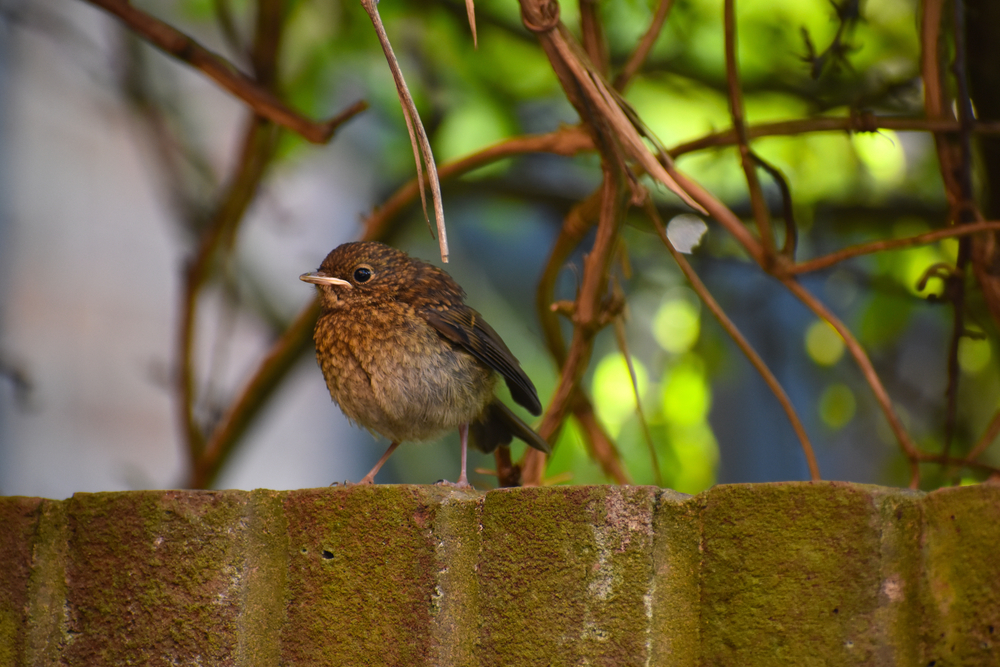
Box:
(314, 304, 496, 442)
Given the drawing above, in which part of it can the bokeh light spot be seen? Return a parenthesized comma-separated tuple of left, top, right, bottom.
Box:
(819, 384, 856, 429)
(958, 337, 991, 374)
(852, 130, 906, 187)
(805, 320, 845, 366)
(662, 360, 710, 426)
(653, 299, 700, 354)
(592, 353, 649, 437)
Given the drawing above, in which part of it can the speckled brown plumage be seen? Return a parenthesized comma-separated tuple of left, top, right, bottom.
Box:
(301, 242, 549, 486)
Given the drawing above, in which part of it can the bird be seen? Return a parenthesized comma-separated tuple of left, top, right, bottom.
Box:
(300, 241, 550, 487)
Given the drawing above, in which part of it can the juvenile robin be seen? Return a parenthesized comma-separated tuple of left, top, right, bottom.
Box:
(300, 241, 550, 487)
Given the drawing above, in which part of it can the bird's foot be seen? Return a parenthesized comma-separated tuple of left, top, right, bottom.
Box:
(330, 477, 374, 487)
(435, 478, 474, 490)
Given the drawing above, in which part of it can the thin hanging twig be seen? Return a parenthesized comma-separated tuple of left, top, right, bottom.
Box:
(360, 0, 449, 262)
(612, 304, 663, 486)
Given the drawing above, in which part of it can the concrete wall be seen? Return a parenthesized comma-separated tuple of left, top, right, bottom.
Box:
(1, 482, 998, 666)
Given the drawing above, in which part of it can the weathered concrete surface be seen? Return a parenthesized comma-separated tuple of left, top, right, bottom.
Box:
(0, 482, 997, 666)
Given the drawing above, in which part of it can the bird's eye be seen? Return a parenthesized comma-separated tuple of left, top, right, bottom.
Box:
(353, 266, 373, 284)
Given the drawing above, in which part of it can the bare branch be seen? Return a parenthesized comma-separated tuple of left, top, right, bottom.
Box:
(669, 115, 1000, 159)
(724, 0, 774, 255)
(364, 126, 593, 241)
(966, 409, 1000, 463)
(789, 221, 1000, 274)
(82, 0, 365, 143)
(613, 0, 675, 91)
(190, 301, 320, 488)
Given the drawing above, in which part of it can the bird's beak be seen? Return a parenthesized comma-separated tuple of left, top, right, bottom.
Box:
(299, 272, 352, 288)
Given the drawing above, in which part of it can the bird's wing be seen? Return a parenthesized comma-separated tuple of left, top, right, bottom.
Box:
(422, 304, 543, 416)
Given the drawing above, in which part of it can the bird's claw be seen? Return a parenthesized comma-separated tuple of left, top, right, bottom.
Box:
(435, 479, 474, 490)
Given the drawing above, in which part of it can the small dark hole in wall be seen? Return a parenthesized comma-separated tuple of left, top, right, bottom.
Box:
(322, 550, 334, 560)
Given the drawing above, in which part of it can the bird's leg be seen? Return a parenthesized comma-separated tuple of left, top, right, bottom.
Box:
(435, 424, 473, 489)
(456, 423, 471, 488)
(356, 441, 400, 485)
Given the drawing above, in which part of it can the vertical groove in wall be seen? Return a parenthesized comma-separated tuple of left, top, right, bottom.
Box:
(870, 488, 925, 666)
(429, 492, 482, 667)
(236, 489, 290, 667)
(22, 498, 68, 667)
(648, 489, 700, 667)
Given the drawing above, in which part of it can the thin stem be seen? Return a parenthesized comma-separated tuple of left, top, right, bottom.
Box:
(528, 167, 628, 485)
(360, 0, 449, 261)
(669, 116, 1000, 159)
(780, 278, 921, 488)
(942, 0, 977, 460)
(364, 126, 593, 242)
(613, 312, 663, 486)
(614, 0, 675, 91)
(647, 200, 820, 481)
(789, 222, 1000, 274)
(966, 409, 1000, 462)
(723, 0, 774, 255)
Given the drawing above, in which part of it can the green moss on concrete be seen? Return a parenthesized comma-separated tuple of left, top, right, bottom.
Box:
(922, 484, 1000, 666)
(61, 490, 249, 665)
(282, 485, 445, 666)
(700, 482, 887, 666)
(5, 482, 1000, 666)
(477, 485, 659, 667)
(0, 496, 44, 667)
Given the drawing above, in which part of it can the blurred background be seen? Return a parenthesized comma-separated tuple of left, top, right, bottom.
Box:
(1, 0, 997, 500)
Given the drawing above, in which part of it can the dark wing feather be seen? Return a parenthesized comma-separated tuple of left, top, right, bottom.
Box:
(471, 400, 551, 454)
(422, 304, 543, 415)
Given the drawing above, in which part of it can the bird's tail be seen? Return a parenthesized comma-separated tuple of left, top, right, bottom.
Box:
(470, 401, 551, 454)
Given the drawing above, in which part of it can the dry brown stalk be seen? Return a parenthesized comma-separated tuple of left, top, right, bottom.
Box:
(360, 0, 449, 262)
